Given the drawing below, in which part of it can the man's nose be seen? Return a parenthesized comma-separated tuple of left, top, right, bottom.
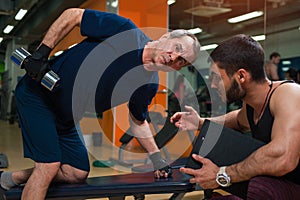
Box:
(211, 82, 218, 89)
(169, 52, 180, 61)
(210, 78, 218, 89)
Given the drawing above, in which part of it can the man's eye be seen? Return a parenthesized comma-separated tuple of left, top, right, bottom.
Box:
(175, 44, 182, 52)
(211, 74, 221, 82)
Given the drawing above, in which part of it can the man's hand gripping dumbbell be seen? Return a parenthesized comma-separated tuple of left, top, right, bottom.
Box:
(22, 44, 52, 82)
(11, 44, 60, 91)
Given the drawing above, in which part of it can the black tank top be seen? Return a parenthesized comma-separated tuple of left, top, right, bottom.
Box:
(246, 80, 300, 185)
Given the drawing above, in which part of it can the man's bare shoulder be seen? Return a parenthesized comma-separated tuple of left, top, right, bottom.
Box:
(271, 81, 300, 101)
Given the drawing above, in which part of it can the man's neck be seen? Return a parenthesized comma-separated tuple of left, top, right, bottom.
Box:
(243, 80, 272, 112)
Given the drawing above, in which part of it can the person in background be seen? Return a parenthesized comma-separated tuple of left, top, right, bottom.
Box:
(284, 67, 298, 82)
(297, 69, 300, 84)
(265, 52, 281, 81)
(171, 34, 300, 199)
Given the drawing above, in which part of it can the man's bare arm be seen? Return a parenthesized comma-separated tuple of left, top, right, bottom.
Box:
(129, 112, 159, 154)
(227, 84, 300, 182)
(171, 105, 250, 133)
(270, 63, 279, 80)
(42, 8, 84, 48)
(205, 108, 249, 131)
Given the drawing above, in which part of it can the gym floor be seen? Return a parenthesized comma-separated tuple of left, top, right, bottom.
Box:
(0, 119, 211, 199)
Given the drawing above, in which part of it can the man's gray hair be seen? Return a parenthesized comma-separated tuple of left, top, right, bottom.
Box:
(168, 29, 201, 63)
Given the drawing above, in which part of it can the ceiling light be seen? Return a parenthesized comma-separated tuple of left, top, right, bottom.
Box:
(0, 37, 3, 43)
(188, 27, 202, 34)
(281, 67, 289, 71)
(282, 60, 291, 65)
(200, 44, 218, 51)
(168, 0, 176, 5)
(228, 11, 263, 23)
(15, 9, 28, 20)
(3, 25, 14, 34)
(251, 34, 266, 41)
(111, 0, 118, 8)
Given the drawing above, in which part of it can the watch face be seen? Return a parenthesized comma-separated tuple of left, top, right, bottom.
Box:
(218, 177, 228, 185)
(216, 174, 231, 187)
(216, 167, 231, 187)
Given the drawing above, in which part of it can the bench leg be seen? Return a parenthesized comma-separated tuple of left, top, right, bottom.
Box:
(169, 192, 186, 200)
(134, 194, 145, 200)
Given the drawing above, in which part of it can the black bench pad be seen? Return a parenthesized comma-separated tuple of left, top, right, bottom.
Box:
(3, 169, 195, 200)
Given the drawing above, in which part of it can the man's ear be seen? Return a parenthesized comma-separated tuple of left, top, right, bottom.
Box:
(237, 69, 247, 82)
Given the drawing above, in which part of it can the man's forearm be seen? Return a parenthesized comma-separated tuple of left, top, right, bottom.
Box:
(129, 114, 159, 154)
(137, 137, 160, 154)
(42, 8, 84, 49)
(201, 109, 241, 130)
(226, 144, 289, 183)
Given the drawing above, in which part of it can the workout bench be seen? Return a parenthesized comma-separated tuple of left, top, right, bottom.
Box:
(1, 169, 196, 200)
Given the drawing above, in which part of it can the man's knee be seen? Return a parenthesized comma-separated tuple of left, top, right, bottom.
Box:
(66, 170, 88, 183)
(60, 164, 88, 183)
(34, 162, 61, 182)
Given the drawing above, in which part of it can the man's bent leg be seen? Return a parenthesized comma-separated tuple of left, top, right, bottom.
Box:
(1, 168, 33, 190)
(12, 168, 33, 186)
(21, 162, 60, 200)
(55, 124, 90, 183)
(55, 164, 88, 183)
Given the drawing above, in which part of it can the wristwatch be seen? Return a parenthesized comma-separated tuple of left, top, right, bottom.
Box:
(216, 166, 232, 187)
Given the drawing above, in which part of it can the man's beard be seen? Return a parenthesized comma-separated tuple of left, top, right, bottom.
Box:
(226, 79, 246, 104)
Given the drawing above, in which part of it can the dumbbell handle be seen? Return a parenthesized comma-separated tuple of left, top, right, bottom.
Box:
(11, 47, 60, 91)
